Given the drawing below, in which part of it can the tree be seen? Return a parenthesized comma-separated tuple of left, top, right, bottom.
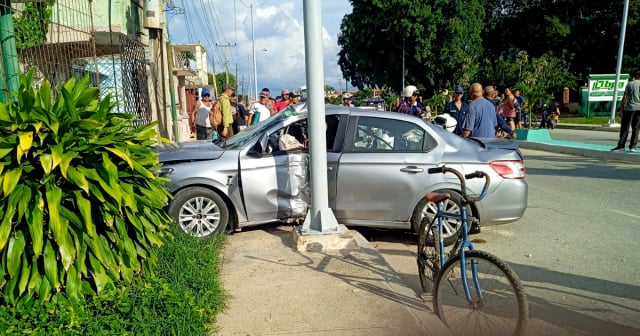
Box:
(428, 0, 485, 91)
(325, 84, 336, 94)
(338, 0, 484, 95)
(480, 0, 640, 78)
(207, 72, 237, 96)
(338, 1, 440, 93)
(337, 0, 640, 100)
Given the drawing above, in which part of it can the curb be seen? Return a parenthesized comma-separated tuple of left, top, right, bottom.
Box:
(556, 124, 620, 132)
(517, 141, 640, 164)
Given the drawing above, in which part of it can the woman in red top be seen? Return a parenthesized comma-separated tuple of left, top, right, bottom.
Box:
(500, 88, 517, 131)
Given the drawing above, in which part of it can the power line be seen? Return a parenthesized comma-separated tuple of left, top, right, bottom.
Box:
(179, 0, 195, 42)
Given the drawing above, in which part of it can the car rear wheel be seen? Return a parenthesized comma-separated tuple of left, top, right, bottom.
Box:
(169, 187, 229, 238)
(412, 190, 469, 246)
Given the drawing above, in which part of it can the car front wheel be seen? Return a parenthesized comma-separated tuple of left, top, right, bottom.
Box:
(169, 187, 229, 238)
(412, 190, 469, 246)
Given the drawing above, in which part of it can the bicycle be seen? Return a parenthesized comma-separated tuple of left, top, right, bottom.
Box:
(416, 165, 528, 336)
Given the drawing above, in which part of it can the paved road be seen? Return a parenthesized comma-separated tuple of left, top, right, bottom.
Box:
(357, 147, 640, 336)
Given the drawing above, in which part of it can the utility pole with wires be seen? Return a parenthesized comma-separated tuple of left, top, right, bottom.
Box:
(216, 43, 236, 86)
(240, 0, 269, 103)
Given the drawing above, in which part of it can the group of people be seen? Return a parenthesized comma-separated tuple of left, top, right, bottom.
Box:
(190, 86, 301, 140)
(396, 83, 523, 139)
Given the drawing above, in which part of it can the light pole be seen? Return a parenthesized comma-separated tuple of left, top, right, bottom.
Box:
(245, 0, 269, 103)
(251, 3, 258, 103)
(608, 0, 630, 127)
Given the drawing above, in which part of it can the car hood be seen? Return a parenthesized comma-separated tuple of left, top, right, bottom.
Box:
(155, 141, 225, 163)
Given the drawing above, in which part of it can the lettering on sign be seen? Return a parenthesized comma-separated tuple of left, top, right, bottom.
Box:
(588, 75, 629, 102)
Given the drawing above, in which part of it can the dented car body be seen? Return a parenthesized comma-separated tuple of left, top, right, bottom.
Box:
(156, 104, 528, 239)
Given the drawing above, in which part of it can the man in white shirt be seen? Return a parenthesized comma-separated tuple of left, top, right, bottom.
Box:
(249, 90, 272, 125)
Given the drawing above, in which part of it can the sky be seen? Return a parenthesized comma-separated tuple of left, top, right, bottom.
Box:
(167, 0, 353, 98)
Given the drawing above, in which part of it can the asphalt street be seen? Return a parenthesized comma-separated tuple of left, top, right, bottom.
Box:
(359, 146, 640, 336)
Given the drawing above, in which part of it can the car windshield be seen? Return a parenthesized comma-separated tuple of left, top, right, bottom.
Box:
(221, 105, 301, 149)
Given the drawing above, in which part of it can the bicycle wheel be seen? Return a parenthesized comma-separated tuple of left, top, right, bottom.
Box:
(417, 218, 441, 294)
(434, 250, 528, 336)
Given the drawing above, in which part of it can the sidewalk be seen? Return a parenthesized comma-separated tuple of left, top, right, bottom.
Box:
(213, 225, 452, 336)
(516, 123, 640, 164)
(211, 124, 637, 336)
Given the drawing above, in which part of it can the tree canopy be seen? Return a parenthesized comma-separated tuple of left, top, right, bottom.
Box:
(337, 0, 640, 97)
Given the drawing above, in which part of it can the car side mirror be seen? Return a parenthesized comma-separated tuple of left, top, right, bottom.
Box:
(248, 133, 269, 157)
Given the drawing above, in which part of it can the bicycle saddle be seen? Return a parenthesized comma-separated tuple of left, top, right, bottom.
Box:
(425, 192, 451, 203)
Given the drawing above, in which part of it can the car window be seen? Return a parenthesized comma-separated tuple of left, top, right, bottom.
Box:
(264, 114, 344, 154)
(223, 106, 299, 149)
(351, 116, 426, 152)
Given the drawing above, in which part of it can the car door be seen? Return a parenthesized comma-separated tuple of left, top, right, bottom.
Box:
(334, 115, 440, 225)
(239, 120, 310, 223)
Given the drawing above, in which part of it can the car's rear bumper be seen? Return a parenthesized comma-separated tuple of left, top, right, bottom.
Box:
(476, 179, 528, 226)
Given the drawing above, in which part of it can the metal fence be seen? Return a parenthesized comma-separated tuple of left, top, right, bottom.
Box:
(0, 0, 151, 126)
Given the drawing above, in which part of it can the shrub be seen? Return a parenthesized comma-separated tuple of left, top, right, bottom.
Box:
(0, 230, 227, 335)
(0, 69, 173, 305)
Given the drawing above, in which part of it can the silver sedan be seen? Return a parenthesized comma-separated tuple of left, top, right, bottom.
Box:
(155, 104, 527, 243)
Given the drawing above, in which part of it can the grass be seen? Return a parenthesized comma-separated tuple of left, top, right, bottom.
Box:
(0, 228, 228, 335)
(560, 116, 621, 124)
(525, 110, 622, 125)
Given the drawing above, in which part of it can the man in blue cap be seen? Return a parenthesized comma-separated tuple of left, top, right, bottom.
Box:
(443, 85, 469, 135)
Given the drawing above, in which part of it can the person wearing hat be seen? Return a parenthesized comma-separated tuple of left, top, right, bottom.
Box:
(443, 85, 470, 135)
(342, 92, 354, 107)
(192, 88, 216, 140)
(274, 89, 291, 112)
(397, 85, 423, 117)
(290, 91, 301, 105)
(218, 83, 234, 138)
(249, 90, 272, 125)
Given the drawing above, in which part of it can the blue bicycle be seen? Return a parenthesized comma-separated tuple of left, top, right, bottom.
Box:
(417, 165, 528, 336)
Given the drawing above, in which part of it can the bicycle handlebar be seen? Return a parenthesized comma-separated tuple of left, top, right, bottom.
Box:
(428, 165, 490, 202)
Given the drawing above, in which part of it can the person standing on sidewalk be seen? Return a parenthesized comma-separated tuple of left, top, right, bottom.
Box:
(612, 70, 640, 152)
(193, 88, 214, 140)
(218, 84, 235, 139)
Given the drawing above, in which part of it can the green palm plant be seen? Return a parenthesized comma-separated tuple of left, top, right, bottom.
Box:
(0, 69, 173, 305)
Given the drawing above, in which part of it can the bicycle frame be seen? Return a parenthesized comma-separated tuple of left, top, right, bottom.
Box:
(427, 187, 487, 302)
(430, 198, 483, 302)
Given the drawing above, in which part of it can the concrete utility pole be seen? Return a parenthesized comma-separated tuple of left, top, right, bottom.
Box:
(0, 0, 20, 103)
(300, 0, 341, 234)
(241, 0, 268, 102)
(216, 43, 236, 86)
(166, 41, 180, 142)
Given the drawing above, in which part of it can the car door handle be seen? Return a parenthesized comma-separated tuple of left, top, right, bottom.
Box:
(400, 166, 424, 173)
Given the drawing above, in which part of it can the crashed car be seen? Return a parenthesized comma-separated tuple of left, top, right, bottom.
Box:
(155, 104, 527, 243)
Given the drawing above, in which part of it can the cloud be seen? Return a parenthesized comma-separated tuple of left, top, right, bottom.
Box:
(168, 0, 351, 98)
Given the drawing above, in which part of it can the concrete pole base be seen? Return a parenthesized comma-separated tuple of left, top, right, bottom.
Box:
(292, 224, 360, 252)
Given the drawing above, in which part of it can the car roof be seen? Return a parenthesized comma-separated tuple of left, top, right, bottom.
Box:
(299, 103, 419, 123)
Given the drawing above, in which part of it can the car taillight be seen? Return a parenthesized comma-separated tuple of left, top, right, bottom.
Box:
(490, 160, 525, 179)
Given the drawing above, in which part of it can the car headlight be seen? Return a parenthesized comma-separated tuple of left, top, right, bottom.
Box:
(154, 167, 174, 177)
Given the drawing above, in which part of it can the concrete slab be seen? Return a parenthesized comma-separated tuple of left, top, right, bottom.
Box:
(213, 225, 452, 336)
(292, 224, 361, 252)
